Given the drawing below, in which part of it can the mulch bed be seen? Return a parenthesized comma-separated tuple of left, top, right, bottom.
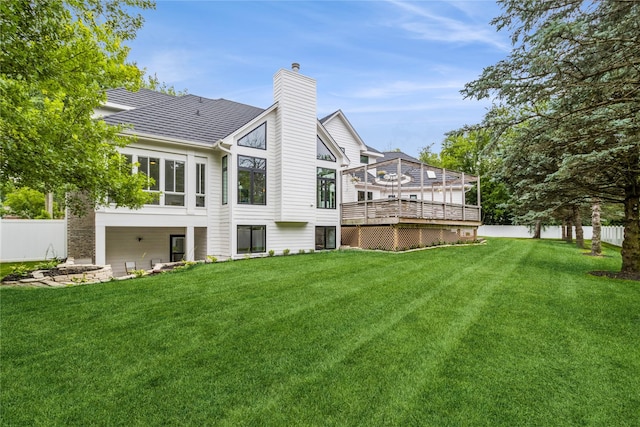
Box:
(590, 270, 640, 282)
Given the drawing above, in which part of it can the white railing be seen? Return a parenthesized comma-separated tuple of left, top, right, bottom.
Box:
(342, 199, 481, 223)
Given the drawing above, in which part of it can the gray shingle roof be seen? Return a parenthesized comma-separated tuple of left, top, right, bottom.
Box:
(106, 88, 176, 108)
(103, 94, 265, 145)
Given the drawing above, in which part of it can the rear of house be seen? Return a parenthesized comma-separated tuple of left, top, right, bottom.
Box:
(68, 65, 481, 276)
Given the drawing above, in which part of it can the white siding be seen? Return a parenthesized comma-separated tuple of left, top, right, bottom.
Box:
(273, 69, 317, 222)
(323, 117, 363, 167)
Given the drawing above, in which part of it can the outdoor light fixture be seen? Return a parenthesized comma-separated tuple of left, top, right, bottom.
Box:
(137, 237, 143, 242)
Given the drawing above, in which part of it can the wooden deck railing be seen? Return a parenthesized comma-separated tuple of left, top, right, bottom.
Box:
(341, 199, 481, 223)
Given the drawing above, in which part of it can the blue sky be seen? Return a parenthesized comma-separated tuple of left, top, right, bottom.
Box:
(126, 0, 510, 156)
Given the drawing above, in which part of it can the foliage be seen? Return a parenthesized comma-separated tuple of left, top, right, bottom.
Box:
(421, 129, 516, 224)
(1, 186, 64, 219)
(1, 240, 637, 424)
(0, 0, 156, 213)
(141, 71, 188, 96)
(463, 0, 640, 273)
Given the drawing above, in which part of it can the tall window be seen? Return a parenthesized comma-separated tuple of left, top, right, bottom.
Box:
(222, 155, 228, 205)
(138, 156, 160, 205)
(164, 160, 185, 206)
(238, 155, 266, 205)
(315, 226, 336, 250)
(317, 168, 336, 209)
(196, 163, 205, 207)
(317, 137, 336, 161)
(237, 225, 266, 254)
(238, 123, 266, 149)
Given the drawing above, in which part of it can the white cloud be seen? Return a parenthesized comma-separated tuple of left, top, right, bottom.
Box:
(385, 0, 509, 51)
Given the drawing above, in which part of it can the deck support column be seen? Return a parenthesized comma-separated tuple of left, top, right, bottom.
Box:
(364, 165, 368, 224)
(420, 163, 424, 219)
(462, 172, 466, 221)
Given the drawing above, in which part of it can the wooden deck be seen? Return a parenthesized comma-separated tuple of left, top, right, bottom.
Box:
(341, 199, 482, 226)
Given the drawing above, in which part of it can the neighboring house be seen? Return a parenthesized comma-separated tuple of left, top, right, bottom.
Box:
(68, 64, 481, 276)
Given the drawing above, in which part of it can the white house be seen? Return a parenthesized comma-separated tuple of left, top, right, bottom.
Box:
(68, 64, 481, 276)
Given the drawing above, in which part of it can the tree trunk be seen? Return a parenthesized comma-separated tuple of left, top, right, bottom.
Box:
(533, 220, 541, 239)
(591, 200, 602, 256)
(573, 205, 584, 249)
(562, 222, 567, 240)
(566, 220, 573, 243)
(620, 187, 640, 274)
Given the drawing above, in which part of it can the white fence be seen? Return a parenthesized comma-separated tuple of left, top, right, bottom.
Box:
(0, 219, 67, 262)
(478, 225, 624, 247)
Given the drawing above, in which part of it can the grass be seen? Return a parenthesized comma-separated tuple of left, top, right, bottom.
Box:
(1, 239, 639, 426)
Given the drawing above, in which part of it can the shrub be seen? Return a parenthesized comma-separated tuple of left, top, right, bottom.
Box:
(268, 250, 275, 257)
(283, 249, 290, 256)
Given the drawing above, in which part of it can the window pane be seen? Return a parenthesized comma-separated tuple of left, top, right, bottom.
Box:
(237, 226, 251, 253)
(222, 156, 228, 205)
(238, 123, 266, 149)
(326, 227, 336, 249)
(360, 155, 369, 164)
(165, 194, 184, 206)
(175, 161, 185, 193)
(196, 195, 205, 207)
(238, 170, 251, 204)
(253, 172, 266, 205)
(315, 227, 325, 250)
(165, 160, 174, 192)
(317, 136, 336, 161)
(149, 158, 159, 190)
(252, 226, 266, 252)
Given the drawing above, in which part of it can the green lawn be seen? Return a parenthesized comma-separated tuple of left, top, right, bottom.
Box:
(1, 239, 638, 426)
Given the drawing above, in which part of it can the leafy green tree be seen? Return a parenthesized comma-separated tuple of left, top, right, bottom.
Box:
(141, 71, 188, 96)
(3, 187, 48, 219)
(421, 129, 515, 225)
(0, 0, 155, 214)
(463, 0, 640, 275)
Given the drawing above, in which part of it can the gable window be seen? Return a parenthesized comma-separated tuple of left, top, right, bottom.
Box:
(358, 191, 373, 201)
(164, 160, 185, 206)
(237, 225, 266, 254)
(317, 137, 336, 162)
(317, 168, 336, 209)
(138, 156, 160, 205)
(315, 226, 336, 250)
(238, 155, 266, 205)
(360, 155, 369, 164)
(238, 123, 266, 149)
(222, 155, 228, 205)
(196, 163, 206, 207)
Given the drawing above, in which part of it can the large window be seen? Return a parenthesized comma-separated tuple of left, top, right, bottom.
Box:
(317, 136, 336, 161)
(238, 123, 266, 149)
(196, 163, 205, 207)
(164, 160, 185, 206)
(138, 156, 160, 205)
(315, 226, 336, 250)
(317, 168, 336, 209)
(237, 225, 266, 254)
(238, 155, 266, 205)
(222, 155, 228, 205)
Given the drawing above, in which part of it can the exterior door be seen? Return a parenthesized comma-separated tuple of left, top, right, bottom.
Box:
(170, 235, 185, 262)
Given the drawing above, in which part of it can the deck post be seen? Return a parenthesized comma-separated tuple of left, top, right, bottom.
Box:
(442, 168, 447, 220)
(462, 172, 466, 221)
(364, 165, 368, 224)
(397, 158, 402, 216)
(420, 163, 424, 219)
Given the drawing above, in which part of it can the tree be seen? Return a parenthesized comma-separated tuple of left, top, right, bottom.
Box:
(420, 129, 516, 225)
(141, 71, 188, 96)
(2, 186, 65, 219)
(0, 0, 155, 213)
(463, 0, 640, 275)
